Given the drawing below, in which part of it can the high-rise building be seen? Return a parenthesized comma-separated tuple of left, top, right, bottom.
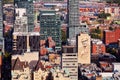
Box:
(3, 2, 14, 53)
(2, 1, 14, 80)
(13, 32, 40, 55)
(0, 0, 3, 38)
(0, 51, 2, 79)
(0, 0, 3, 52)
(14, 8, 28, 32)
(62, 46, 78, 80)
(40, 10, 61, 49)
(68, 0, 88, 39)
(15, 0, 34, 32)
(77, 33, 91, 64)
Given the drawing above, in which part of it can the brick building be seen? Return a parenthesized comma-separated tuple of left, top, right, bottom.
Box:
(91, 39, 106, 54)
(104, 29, 120, 45)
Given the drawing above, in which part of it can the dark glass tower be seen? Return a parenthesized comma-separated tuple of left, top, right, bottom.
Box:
(0, 0, 3, 38)
(40, 10, 61, 49)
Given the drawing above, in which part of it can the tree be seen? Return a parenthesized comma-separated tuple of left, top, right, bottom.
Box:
(3, 0, 14, 4)
(90, 28, 102, 39)
(109, 26, 114, 30)
(98, 12, 111, 19)
(46, 72, 54, 80)
(61, 30, 66, 42)
(107, 0, 120, 5)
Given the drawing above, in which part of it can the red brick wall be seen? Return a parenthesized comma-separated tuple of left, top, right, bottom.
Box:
(104, 31, 115, 45)
(92, 44, 106, 54)
(104, 29, 120, 45)
(115, 29, 120, 42)
(92, 44, 97, 54)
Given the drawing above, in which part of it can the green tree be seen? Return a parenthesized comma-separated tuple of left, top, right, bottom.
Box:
(61, 30, 66, 42)
(90, 28, 102, 39)
(109, 26, 114, 30)
(3, 0, 14, 4)
(98, 12, 111, 19)
(107, 0, 120, 5)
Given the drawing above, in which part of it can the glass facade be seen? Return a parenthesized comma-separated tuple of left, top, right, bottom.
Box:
(0, 0, 3, 51)
(0, 0, 3, 38)
(40, 10, 61, 48)
(68, 0, 89, 39)
(15, 0, 34, 32)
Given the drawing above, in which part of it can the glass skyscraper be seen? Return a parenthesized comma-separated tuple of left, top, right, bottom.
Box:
(0, 0, 3, 38)
(68, 0, 89, 39)
(0, 0, 3, 52)
(40, 10, 61, 49)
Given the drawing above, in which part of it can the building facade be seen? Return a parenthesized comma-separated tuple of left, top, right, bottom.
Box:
(91, 39, 106, 54)
(40, 10, 61, 49)
(12, 52, 39, 80)
(104, 29, 120, 45)
(15, 0, 34, 32)
(14, 8, 28, 32)
(68, 0, 88, 39)
(0, 0, 3, 38)
(13, 32, 40, 54)
(62, 46, 78, 80)
(77, 33, 91, 64)
(0, 0, 4, 52)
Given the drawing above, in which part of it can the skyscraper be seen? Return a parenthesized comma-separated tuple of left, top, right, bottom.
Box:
(68, 0, 88, 39)
(13, 32, 40, 55)
(40, 10, 61, 49)
(15, 0, 34, 32)
(0, 0, 3, 79)
(14, 8, 28, 32)
(0, 0, 3, 51)
(0, 0, 3, 38)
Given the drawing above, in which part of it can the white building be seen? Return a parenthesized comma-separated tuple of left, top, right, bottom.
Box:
(112, 63, 120, 72)
(104, 7, 120, 19)
(62, 46, 78, 80)
(14, 8, 28, 32)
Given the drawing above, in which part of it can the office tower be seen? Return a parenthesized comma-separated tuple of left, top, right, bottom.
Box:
(15, 0, 34, 32)
(14, 8, 28, 32)
(77, 33, 91, 64)
(0, 9, 3, 69)
(40, 10, 61, 50)
(0, 0, 3, 38)
(13, 32, 40, 55)
(3, 2, 14, 53)
(62, 46, 78, 80)
(68, 0, 88, 39)
(0, 50, 2, 79)
(0, 0, 3, 52)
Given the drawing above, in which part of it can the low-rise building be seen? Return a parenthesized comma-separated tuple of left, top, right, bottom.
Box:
(112, 63, 120, 72)
(103, 28, 120, 45)
(12, 58, 31, 80)
(91, 39, 106, 54)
